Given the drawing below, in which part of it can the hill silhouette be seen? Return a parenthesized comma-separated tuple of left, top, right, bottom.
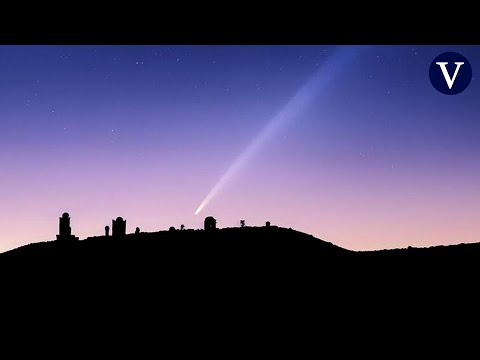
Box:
(0, 225, 350, 279)
(2, 222, 479, 293)
(1, 218, 479, 343)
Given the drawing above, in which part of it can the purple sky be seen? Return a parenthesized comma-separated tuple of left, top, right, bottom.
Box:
(1, 45, 479, 253)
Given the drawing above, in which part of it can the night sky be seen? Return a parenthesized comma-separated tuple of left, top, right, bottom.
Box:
(1, 45, 479, 253)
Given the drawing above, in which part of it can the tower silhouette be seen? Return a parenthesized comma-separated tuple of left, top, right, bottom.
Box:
(56, 212, 79, 241)
(112, 217, 126, 237)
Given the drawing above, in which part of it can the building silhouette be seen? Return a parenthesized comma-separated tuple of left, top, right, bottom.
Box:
(112, 217, 126, 237)
(56, 212, 79, 241)
(105, 226, 110, 236)
(266, 221, 271, 227)
(204, 216, 216, 231)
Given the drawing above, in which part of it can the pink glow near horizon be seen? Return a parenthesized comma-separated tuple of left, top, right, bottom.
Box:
(1, 140, 479, 253)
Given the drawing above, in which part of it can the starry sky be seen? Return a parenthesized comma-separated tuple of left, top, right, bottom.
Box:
(0, 45, 479, 253)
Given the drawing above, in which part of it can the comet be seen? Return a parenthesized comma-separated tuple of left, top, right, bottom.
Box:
(195, 46, 365, 215)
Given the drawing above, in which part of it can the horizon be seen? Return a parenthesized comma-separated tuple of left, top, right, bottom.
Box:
(1, 45, 479, 253)
(3, 210, 477, 254)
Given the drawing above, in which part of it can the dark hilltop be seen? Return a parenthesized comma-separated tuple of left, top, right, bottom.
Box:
(2, 211, 479, 288)
(1, 211, 478, 338)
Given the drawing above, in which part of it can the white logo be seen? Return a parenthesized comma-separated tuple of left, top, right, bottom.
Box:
(435, 62, 464, 89)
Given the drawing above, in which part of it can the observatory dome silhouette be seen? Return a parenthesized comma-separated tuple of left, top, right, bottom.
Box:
(112, 216, 126, 237)
(204, 216, 217, 231)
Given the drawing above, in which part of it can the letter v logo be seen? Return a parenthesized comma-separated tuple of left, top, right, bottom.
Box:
(436, 62, 464, 89)
(430, 52, 472, 95)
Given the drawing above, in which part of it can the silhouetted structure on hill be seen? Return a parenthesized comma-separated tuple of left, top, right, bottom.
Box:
(266, 221, 271, 227)
(112, 217, 126, 237)
(105, 226, 110, 236)
(204, 216, 216, 231)
(169, 226, 175, 231)
(135, 227, 140, 234)
(56, 212, 79, 241)
(2, 212, 477, 338)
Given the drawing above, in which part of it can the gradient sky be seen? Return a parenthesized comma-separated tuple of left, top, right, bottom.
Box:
(0, 45, 479, 253)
